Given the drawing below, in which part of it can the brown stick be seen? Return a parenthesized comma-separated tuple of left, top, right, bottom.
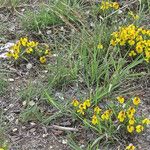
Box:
(50, 125, 78, 132)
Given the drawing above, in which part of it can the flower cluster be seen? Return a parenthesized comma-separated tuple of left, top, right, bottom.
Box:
(110, 24, 150, 62)
(128, 11, 139, 20)
(72, 96, 150, 135)
(72, 99, 91, 115)
(6, 37, 51, 64)
(116, 96, 150, 134)
(125, 144, 135, 150)
(100, 1, 119, 11)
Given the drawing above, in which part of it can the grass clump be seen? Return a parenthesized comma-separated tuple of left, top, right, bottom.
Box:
(20, 0, 82, 31)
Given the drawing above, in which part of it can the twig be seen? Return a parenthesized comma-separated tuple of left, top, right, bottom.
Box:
(50, 125, 79, 132)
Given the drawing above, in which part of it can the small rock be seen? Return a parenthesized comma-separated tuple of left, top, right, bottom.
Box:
(49, 146, 53, 149)
(46, 30, 52, 34)
(29, 101, 35, 106)
(12, 128, 18, 132)
(26, 63, 32, 70)
(9, 104, 14, 108)
(22, 126, 26, 129)
(60, 26, 64, 31)
(22, 101, 27, 106)
(42, 133, 48, 138)
(30, 128, 36, 133)
(62, 139, 68, 144)
(8, 78, 15, 82)
(30, 122, 36, 126)
(15, 119, 19, 124)
(146, 135, 150, 141)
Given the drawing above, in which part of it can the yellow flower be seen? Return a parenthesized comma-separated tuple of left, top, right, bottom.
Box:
(120, 40, 126, 46)
(0, 148, 5, 150)
(112, 2, 119, 10)
(13, 53, 19, 60)
(79, 103, 86, 110)
(100, 2, 111, 11)
(92, 115, 98, 125)
(129, 50, 136, 57)
(128, 11, 139, 20)
(27, 41, 38, 47)
(136, 44, 143, 53)
(145, 50, 150, 59)
(127, 107, 136, 118)
(72, 99, 79, 107)
(101, 110, 112, 120)
(133, 96, 141, 105)
(97, 43, 103, 49)
(83, 99, 91, 108)
(136, 125, 144, 133)
(129, 117, 135, 125)
(117, 96, 125, 104)
(6, 52, 13, 58)
(26, 48, 33, 54)
(20, 37, 28, 46)
(136, 36, 143, 41)
(110, 39, 117, 46)
(94, 106, 102, 114)
(127, 125, 134, 133)
(125, 144, 135, 150)
(128, 40, 135, 46)
(142, 118, 150, 125)
(118, 111, 126, 122)
(45, 50, 49, 55)
(77, 109, 84, 115)
(40, 56, 46, 63)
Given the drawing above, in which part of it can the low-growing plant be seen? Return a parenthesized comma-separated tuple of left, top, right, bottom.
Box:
(6, 37, 51, 64)
(110, 24, 150, 62)
(71, 96, 150, 149)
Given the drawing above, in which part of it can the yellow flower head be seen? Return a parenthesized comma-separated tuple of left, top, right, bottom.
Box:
(94, 106, 102, 115)
(45, 49, 49, 55)
(27, 41, 38, 47)
(118, 110, 126, 122)
(142, 118, 150, 125)
(97, 43, 103, 49)
(129, 50, 136, 57)
(101, 109, 112, 120)
(100, 2, 111, 11)
(79, 103, 86, 110)
(127, 125, 134, 133)
(133, 96, 141, 105)
(112, 2, 119, 10)
(92, 115, 98, 125)
(83, 99, 91, 108)
(117, 96, 125, 104)
(128, 11, 139, 20)
(126, 144, 135, 150)
(136, 44, 143, 53)
(129, 117, 135, 125)
(6, 52, 13, 58)
(128, 40, 135, 46)
(20, 37, 28, 46)
(127, 107, 136, 118)
(77, 109, 84, 115)
(136, 125, 144, 133)
(72, 99, 79, 107)
(40, 56, 46, 63)
(13, 52, 19, 60)
(26, 48, 33, 54)
(0, 148, 5, 150)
